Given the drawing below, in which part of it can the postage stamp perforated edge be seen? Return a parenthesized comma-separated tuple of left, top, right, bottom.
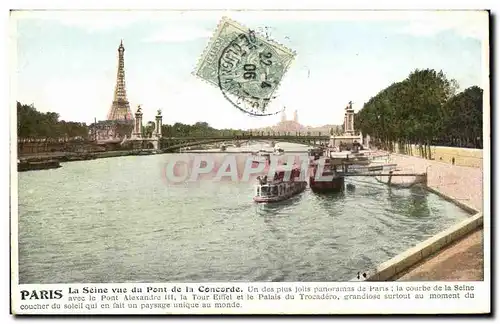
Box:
(192, 16, 230, 85)
(192, 15, 297, 102)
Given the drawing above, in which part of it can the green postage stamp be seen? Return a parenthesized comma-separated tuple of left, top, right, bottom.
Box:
(194, 17, 296, 116)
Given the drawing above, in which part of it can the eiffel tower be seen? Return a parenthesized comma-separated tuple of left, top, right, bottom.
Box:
(107, 40, 133, 121)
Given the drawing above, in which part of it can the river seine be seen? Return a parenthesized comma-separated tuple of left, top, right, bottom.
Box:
(18, 144, 470, 283)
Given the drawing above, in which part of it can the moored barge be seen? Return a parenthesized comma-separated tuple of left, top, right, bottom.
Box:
(309, 157, 345, 193)
(18, 159, 62, 172)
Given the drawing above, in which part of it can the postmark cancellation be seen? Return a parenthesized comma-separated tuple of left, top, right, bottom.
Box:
(194, 17, 296, 116)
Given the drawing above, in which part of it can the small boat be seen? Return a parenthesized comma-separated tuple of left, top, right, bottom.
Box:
(367, 152, 390, 163)
(309, 158, 345, 193)
(308, 147, 324, 161)
(350, 153, 371, 165)
(328, 150, 371, 166)
(257, 149, 270, 156)
(18, 159, 62, 172)
(253, 166, 307, 203)
(273, 145, 285, 156)
(349, 163, 398, 174)
(251, 150, 271, 167)
(136, 150, 154, 156)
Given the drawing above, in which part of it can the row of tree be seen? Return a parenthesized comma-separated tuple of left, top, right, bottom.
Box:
(17, 102, 247, 141)
(162, 122, 329, 137)
(17, 102, 89, 141)
(354, 69, 483, 158)
(16, 101, 344, 141)
(162, 122, 239, 137)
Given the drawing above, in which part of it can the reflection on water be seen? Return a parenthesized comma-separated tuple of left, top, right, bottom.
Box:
(387, 186, 431, 219)
(256, 194, 305, 217)
(18, 144, 471, 283)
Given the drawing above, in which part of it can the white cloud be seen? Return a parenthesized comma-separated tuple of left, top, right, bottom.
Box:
(13, 10, 488, 41)
(13, 11, 143, 32)
(142, 25, 213, 43)
(12, 11, 207, 33)
(395, 11, 488, 40)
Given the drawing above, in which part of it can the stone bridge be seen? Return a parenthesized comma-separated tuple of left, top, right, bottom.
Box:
(159, 134, 330, 152)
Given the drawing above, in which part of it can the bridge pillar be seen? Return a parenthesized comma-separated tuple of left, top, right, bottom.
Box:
(154, 109, 163, 139)
(344, 101, 355, 136)
(132, 105, 143, 139)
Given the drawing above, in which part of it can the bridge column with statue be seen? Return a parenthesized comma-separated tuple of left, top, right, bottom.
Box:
(344, 101, 355, 136)
(122, 105, 161, 150)
(131, 105, 143, 139)
(154, 109, 162, 139)
(330, 101, 363, 149)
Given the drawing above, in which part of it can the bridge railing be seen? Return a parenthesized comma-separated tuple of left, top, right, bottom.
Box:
(242, 132, 325, 137)
(160, 132, 330, 140)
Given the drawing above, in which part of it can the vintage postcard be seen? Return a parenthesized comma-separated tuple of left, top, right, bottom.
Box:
(10, 9, 490, 315)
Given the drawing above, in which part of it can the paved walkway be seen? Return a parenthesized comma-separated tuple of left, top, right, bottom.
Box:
(385, 153, 484, 281)
(396, 230, 483, 281)
(389, 154, 483, 211)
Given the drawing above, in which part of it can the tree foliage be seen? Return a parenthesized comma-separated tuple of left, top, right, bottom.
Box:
(17, 101, 246, 141)
(162, 122, 242, 137)
(441, 86, 483, 148)
(355, 69, 483, 156)
(17, 102, 89, 140)
(142, 121, 156, 138)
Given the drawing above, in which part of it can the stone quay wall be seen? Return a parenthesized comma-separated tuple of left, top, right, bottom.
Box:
(352, 151, 485, 281)
(391, 144, 483, 168)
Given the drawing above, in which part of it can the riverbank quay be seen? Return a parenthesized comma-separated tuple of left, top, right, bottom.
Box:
(17, 148, 309, 163)
(395, 229, 483, 281)
(389, 153, 483, 212)
(390, 153, 484, 281)
(354, 151, 485, 282)
(17, 149, 159, 164)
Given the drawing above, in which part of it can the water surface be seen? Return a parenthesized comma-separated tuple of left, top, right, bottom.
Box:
(18, 145, 470, 283)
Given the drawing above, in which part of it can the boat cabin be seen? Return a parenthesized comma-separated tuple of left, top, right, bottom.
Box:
(254, 166, 307, 202)
(311, 157, 346, 174)
(308, 148, 324, 160)
(257, 166, 302, 183)
(256, 183, 281, 198)
(255, 166, 302, 197)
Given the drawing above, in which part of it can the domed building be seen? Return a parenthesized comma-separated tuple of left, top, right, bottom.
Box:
(250, 108, 340, 135)
(274, 109, 306, 133)
(250, 108, 339, 135)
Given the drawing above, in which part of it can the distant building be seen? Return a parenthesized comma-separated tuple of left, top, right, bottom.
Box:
(250, 108, 340, 134)
(272, 108, 305, 133)
(89, 120, 133, 142)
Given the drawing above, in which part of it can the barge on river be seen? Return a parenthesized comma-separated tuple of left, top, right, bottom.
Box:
(18, 159, 62, 172)
(309, 157, 345, 193)
(308, 147, 398, 193)
(253, 166, 307, 203)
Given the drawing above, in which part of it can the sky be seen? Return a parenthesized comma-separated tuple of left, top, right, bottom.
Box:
(13, 10, 488, 130)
